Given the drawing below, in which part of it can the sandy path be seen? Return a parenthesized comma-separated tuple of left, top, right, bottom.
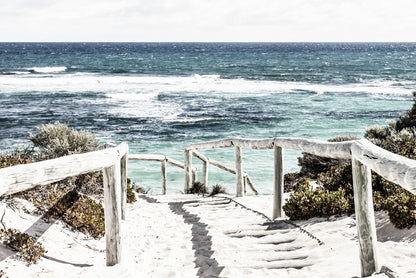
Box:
(0, 194, 415, 277)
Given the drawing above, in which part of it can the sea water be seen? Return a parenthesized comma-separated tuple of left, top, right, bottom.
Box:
(1, 42, 415, 195)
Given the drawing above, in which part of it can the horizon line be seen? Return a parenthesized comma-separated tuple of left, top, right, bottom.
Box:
(1, 41, 416, 44)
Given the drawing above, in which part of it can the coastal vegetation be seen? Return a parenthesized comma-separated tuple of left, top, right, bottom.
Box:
(185, 181, 228, 196)
(0, 228, 46, 264)
(0, 122, 137, 263)
(283, 91, 416, 228)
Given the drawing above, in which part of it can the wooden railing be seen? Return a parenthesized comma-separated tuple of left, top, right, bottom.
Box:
(128, 153, 259, 195)
(184, 137, 416, 277)
(0, 143, 129, 267)
(2, 138, 415, 276)
(128, 154, 195, 194)
(191, 150, 258, 195)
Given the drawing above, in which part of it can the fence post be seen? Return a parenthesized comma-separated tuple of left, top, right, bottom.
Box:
(103, 163, 122, 266)
(192, 168, 197, 185)
(352, 157, 379, 277)
(184, 149, 193, 192)
(202, 159, 208, 188)
(161, 158, 167, 194)
(273, 146, 284, 219)
(120, 153, 128, 220)
(235, 146, 244, 197)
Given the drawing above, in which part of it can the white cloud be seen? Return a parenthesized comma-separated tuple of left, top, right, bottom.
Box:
(1, 0, 415, 41)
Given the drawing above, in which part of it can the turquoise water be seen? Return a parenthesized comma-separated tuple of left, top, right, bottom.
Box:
(0, 43, 415, 194)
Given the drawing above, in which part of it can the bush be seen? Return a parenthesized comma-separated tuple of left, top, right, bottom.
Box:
(384, 190, 416, 229)
(284, 172, 302, 192)
(317, 163, 353, 195)
(283, 182, 353, 220)
(0, 229, 46, 264)
(0, 150, 33, 169)
(45, 190, 104, 239)
(284, 92, 416, 227)
(298, 134, 358, 178)
(395, 91, 416, 131)
(27, 121, 103, 198)
(61, 194, 105, 239)
(186, 182, 208, 194)
(127, 179, 136, 203)
(29, 122, 99, 160)
(209, 184, 227, 196)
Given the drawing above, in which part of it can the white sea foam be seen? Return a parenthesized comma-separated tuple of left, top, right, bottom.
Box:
(0, 73, 414, 98)
(27, 66, 67, 73)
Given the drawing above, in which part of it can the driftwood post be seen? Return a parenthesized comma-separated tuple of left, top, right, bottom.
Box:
(273, 146, 284, 219)
(184, 149, 193, 192)
(202, 160, 208, 187)
(352, 157, 378, 277)
(235, 145, 244, 197)
(120, 153, 128, 220)
(161, 158, 167, 194)
(103, 162, 122, 266)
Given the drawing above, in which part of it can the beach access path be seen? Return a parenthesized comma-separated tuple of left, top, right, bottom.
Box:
(0, 194, 415, 277)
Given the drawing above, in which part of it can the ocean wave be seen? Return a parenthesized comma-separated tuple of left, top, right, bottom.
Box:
(27, 66, 67, 73)
(0, 73, 414, 98)
(1, 66, 68, 75)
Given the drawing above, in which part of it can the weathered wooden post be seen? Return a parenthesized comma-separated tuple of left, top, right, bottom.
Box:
(184, 149, 193, 192)
(202, 159, 208, 187)
(192, 168, 197, 185)
(352, 157, 379, 277)
(235, 145, 244, 197)
(103, 162, 122, 266)
(161, 158, 167, 194)
(273, 146, 284, 219)
(120, 153, 128, 220)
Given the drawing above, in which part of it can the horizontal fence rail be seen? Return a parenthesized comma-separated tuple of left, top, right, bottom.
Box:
(185, 137, 416, 277)
(0, 143, 129, 267)
(128, 154, 198, 194)
(192, 150, 259, 195)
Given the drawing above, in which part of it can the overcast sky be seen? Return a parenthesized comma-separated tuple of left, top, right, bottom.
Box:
(1, 0, 415, 42)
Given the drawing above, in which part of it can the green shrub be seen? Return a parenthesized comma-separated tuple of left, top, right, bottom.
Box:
(283, 182, 353, 220)
(209, 184, 227, 196)
(29, 122, 99, 160)
(61, 194, 105, 239)
(18, 181, 76, 212)
(45, 190, 105, 239)
(28, 121, 103, 197)
(135, 186, 150, 194)
(395, 91, 416, 131)
(127, 179, 136, 203)
(384, 191, 416, 229)
(186, 182, 208, 194)
(298, 134, 358, 178)
(284, 172, 302, 192)
(0, 150, 33, 169)
(317, 163, 353, 195)
(0, 229, 46, 264)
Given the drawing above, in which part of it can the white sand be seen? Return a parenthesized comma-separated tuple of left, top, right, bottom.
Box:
(0, 193, 415, 277)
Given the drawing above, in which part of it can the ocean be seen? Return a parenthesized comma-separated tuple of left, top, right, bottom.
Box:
(1, 42, 415, 195)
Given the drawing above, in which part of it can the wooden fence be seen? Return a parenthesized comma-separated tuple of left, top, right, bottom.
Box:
(129, 153, 259, 195)
(128, 154, 194, 194)
(0, 143, 129, 267)
(185, 137, 416, 277)
(1, 137, 415, 276)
